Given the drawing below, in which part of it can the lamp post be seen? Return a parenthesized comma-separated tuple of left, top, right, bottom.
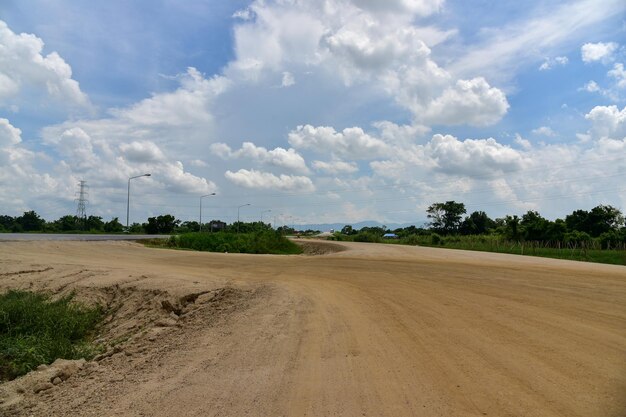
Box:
(199, 193, 216, 232)
(126, 173, 151, 230)
(237, 203, 251, 233)
(261, 209, 271, 224)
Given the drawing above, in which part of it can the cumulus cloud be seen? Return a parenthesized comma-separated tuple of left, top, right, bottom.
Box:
(312, 160, 358, 174)
(608, 63, 626, 89)
(39, 125, 217, 196)
(585, 105, 626, 139)
(0, 20, 89, 108)
(425, 134, 526, 177)
(514, 134, 532, 150)
(226, 0, 507, 127)
(0, 118, 22, 145)
(109, 68, 229, 127)
(581, 41, 619, 63)
(288, 124, 390, 159)
(539, 56, 569, 71)
(532, 126, 557, 137)
(581, 80, 601, 92)
(281, 71, 295, 87)
(211, 141, 308, 173)
(120, 141, 165, 163)
(224, 169, 314, 191)
(423, 78, 509, 126)
(350, 0, 444, 16)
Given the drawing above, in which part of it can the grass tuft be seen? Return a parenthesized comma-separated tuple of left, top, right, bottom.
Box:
(0, 290, 103, 381)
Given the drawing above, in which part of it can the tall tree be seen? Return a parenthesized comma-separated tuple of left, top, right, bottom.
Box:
(16, 211, 45, 232)
(427, 201, 466, 234)
(460, 211, 495, 235)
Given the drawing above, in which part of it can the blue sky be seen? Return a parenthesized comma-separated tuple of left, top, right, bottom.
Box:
(0, 0, 625, 226)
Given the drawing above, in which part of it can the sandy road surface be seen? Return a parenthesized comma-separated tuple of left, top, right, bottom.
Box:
(0, 240, 625, 416)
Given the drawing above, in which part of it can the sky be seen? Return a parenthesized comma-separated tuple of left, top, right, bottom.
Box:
(0, 0, 625, 227)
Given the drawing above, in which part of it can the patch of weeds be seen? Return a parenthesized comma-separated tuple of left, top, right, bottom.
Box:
(0, 290, 103, 381)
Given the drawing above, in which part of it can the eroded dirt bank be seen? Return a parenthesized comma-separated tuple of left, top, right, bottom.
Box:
(0, 240, 625, 417)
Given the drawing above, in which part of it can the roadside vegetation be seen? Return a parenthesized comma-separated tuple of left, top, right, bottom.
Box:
(0, 290, 103, 381)
(147, 222, 303, 255)
(164, 231, 302, 255)
(331, 202, 626, 265)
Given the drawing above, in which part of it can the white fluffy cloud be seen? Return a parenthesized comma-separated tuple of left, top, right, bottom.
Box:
(0, 20, 89, 108)
(312, 160, 358, 174)
(532, 126, 557, 137)
(0, 118, 21, 145)
(210, 141, 308, 173)
(288, 124, 390, 159)
(227, 0, 508, 127)
(581, 42, 619, 63)
(109, 68, 228, 127)
(281, 71, 295, 87)
(425, 134, 526, 177)
(608, 63, 626, 89)
(120, 141, 165, 163)
(585, 105, 626, 139)
(423, 77, 509, 126)
(539, 56, 568, 71)
(224, 169, 314, 191)
(350, 0, 444, 16)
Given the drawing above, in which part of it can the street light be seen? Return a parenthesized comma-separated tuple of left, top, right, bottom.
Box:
(237, 203, 251, 233)
(199, 193, 216, 232)
(126, 173, 151, 230)
(261, 209, 271, 224)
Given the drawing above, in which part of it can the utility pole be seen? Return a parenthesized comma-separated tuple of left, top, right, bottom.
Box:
(75, 180, 88, 229)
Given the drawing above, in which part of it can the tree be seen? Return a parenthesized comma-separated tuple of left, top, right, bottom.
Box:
(341, 225, 355, 235)
(16, 211, 45, 232)
(145, 214, 180, 234)
(427, 201, 466, 234)
(502, 215, 522, 240)
(85, 216, 104, 232)
(520, 210, 549, 241)
(178, 221, 200, 233)
(55, 215, 80, 231)
(460, 211, 495, 235)
(588, 205, 624, 237)
(0, 215, 15, 232)
(566, 205, 624, 237)
(104, 217, 124, 233)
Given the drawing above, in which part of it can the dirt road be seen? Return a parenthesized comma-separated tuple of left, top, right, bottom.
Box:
(0, 240, 624, 416)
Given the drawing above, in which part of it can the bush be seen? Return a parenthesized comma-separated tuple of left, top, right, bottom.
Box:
(0, 290, 103, 380)
(564, 231, 592, 245)
(431, 233, 443, 245)
(599, 230, 626, 250)
(353, 232, 381, 243)
(168, 231, 302, 255)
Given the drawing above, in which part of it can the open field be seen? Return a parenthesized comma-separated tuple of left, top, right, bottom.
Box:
(0, 240, 625, 416)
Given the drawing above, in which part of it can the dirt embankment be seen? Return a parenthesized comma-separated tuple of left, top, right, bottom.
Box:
(0, 276, 257, 416)
(0, 240, 625, 417)
(293, 238, 347, 255)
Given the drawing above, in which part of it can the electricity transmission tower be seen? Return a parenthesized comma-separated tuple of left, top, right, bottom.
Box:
(75, 180, 89, 224)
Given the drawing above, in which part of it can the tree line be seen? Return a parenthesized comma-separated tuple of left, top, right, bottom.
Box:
(0, 211, 307, 236)
(338, 201, 626, 250)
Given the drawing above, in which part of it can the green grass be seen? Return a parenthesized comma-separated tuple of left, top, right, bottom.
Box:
(0, 290, 103, 381)
(422, 236, 626, 265)
(162, 231, 303, 255)
(331, 232, 626, 265)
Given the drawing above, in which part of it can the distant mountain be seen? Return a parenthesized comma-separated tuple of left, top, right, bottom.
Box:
(292, 220, 428, 232)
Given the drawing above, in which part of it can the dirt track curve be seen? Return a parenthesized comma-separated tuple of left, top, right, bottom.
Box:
(0, 240, 625, 417)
